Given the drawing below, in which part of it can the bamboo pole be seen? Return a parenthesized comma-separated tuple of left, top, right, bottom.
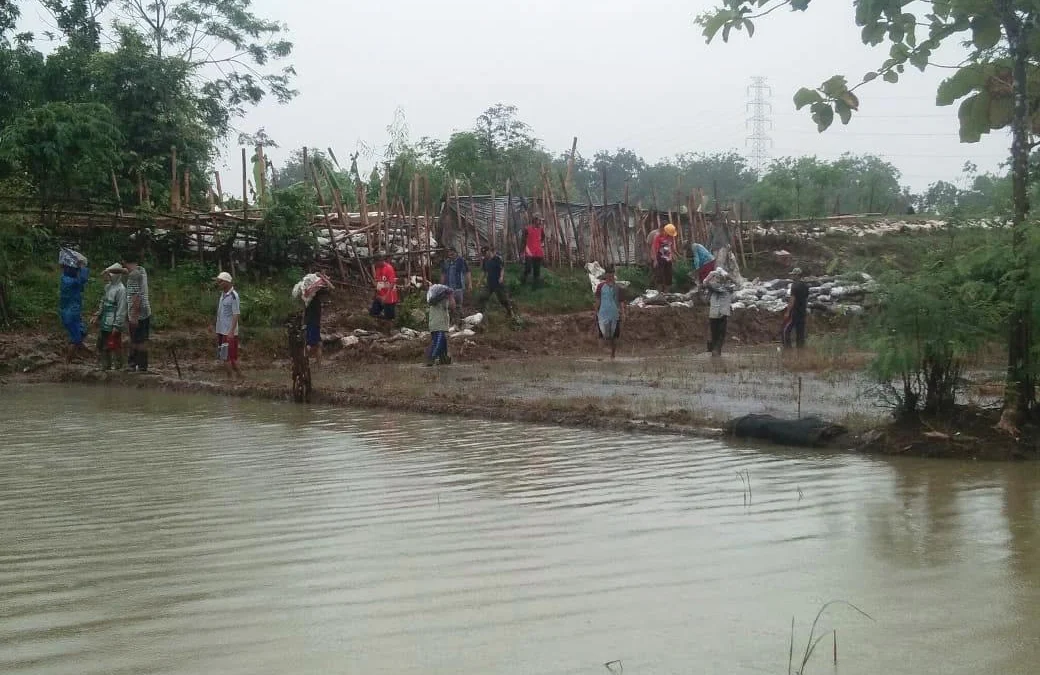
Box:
(556, 168, 581, 266)
(214, 171, 224, 206)
(110, 171, 123, 216)
(307, 149, 347, 280)
(183, 170, 190, 211)
(489, 189, 497, 253)
(467, 180, 482, 253)
(600, 166, 613, 264)
(170, 146, 180, 212)
(543, 167, 570, 267)
(320, 161, 369, 283)
(256, 145, 267, 204)
(505, 179, 514, 262)
(622, 180, 631, 264)
(423, 174, 433, 280)
(241, 147, 248, 222)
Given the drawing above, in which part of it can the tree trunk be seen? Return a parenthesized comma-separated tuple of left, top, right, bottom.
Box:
(999, 6, 1034, 433)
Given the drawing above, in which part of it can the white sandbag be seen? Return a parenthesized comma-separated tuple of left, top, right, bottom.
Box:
(463, 313, 484, 327)
(450, 329, 476, 339)
(341, 335, 360, 347)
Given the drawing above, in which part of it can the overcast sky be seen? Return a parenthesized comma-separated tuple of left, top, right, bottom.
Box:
(28, 0, 1015, 193)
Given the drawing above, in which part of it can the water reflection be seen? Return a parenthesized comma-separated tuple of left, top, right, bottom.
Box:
(0, 385, 1037, 675)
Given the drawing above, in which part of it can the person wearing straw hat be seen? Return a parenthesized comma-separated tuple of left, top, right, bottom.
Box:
(91, 263, 128, 371)
(214, 271, 242, 378)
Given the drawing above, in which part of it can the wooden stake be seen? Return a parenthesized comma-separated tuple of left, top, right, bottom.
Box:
(490, 189, 497, 253)
(214, 171, 224, 206)
(256, 145, 267, 204)
(183, 170, 190, 211)
(170, 146, 180, 212)
(622, 180, 631, 264)
(110, 171, 123, 216)
(308, 150, 347, 280)
(241, 147, 248, 223)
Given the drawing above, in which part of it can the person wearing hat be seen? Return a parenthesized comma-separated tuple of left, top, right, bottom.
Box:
(783, 267, 810, 349)
(58, 248, 90, 362)
(91, 264, 128, 371)
(650, 223, 678, 291)
(520, 212, 547, 287)
(121, 251, 152, 373)
(214, 271, 242, 378)
(594, 264, 626, 359)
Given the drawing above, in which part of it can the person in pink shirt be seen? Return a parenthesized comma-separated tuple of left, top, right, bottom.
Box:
(520, 212, 547, 287)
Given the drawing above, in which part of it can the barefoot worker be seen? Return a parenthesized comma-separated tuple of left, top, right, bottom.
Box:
(705, 267, 737, 357)
(58, 247, 90, 362)
(292, 272, 333, 364)
(594, 264, 625, 359)
(122, 252, 152, 373)
(478, 246, 515, 319)
(520, 212, 546, 287)
(370, 255, 399, 322)
(214, 271, 242, 378)
(91, 263, 128, 371)
(650, 223, 677, 291)
(425, 283, 455, 366)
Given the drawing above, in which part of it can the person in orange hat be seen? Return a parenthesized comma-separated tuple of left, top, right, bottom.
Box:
(650, 223, 678, 291)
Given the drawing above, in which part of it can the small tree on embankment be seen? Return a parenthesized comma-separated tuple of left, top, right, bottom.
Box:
(698, 0, 1040, 434)
(868, 231, 1012, 419)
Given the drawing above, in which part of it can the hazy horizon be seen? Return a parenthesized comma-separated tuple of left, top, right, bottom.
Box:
(20, 0, 1013, 195)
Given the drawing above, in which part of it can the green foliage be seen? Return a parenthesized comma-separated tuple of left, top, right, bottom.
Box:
(254, 186, 319, 274)
(868, 229, 1013, 417)
(0, 101, 123, 213)
(695, 1, 1035, 144)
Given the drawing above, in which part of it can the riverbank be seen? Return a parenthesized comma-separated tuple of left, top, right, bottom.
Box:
(8, 337, 1036, 461)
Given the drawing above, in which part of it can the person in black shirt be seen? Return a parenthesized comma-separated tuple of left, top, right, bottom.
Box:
(477, 246, 514, 318)
(783, 268, 810, 349)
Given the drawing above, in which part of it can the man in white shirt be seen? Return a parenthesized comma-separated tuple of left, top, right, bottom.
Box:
(214, 271, 242, 378)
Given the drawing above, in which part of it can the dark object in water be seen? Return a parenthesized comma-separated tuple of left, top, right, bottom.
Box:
(728, 414, 847, 447)
(286, 312, 312, 403)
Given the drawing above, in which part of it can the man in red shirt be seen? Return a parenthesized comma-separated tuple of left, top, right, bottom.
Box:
(369, 256, 399, 321)
(650, 223, 677, 291)
(520, 212, 547, 287)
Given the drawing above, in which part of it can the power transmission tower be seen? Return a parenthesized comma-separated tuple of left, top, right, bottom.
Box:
(746, 76, 773, 176)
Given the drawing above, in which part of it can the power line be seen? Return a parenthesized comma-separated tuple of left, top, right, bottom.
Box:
(746, 76, 772, 175)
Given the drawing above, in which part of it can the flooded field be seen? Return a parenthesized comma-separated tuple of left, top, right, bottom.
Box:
(1, 385, 1038, 675)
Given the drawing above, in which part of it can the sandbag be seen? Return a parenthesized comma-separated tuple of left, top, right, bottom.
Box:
(728, 414, 847, 447)
(426, 283, 452, 305)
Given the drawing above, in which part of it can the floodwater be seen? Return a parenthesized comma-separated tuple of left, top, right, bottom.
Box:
(1, 386, 1038, 675)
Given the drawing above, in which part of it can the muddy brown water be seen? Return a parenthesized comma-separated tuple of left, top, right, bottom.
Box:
(2, 385, 1038, 675)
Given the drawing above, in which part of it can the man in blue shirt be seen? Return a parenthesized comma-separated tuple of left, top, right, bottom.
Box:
(440, 247, 471, 321)
(477, 246, 514, 319)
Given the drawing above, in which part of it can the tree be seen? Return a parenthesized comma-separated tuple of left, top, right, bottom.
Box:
(0, 101, 123, 216)
(35, 0, 295, 126)
(698, 0, 1040, 430)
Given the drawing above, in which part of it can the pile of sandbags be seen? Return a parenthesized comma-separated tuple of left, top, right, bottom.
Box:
(629, 272, 876, 316)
